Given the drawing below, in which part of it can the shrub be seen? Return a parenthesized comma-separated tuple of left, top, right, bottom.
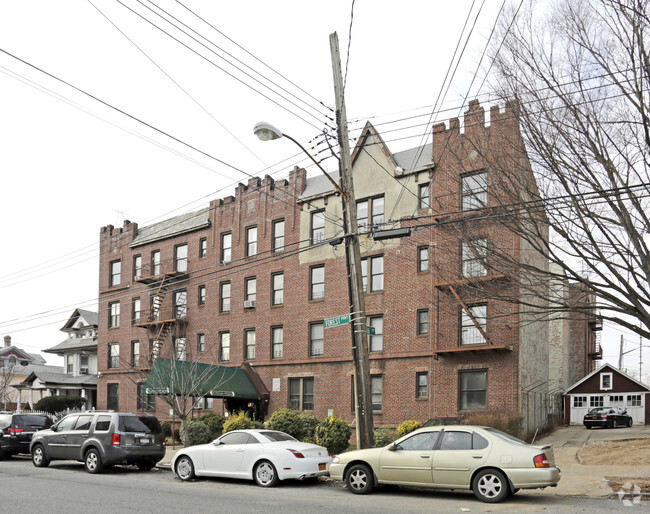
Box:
(266, 409, 303, 439)
(298, 411, 320, 443)
(161, 420, 172, 438)
(180, 420, 212, 446)
(197, 412, 226, 436)
(374, 427, 398, 447)
(314, 413, 351, 455)
(33, 395, 86, 414)
(223, 411, 256, 433)
(397, 420, 421, 437)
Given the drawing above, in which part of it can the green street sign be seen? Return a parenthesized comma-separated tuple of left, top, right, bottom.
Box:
(366, 326, 376, 335)
(325, 314, 350, 328)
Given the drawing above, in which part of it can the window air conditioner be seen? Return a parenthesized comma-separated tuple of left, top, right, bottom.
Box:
(244, 300, 256, 309)
(80, 368, 89, 375)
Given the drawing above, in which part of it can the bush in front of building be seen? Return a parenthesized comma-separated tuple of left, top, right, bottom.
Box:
(298, 411, 320, 443)
(33, 395, 86, 414)
(462, 411, 523, 439)
(180, 420, 213, 446)
(374, 426, 398, 447)
(397, 419, 421, 437)
(315, 413, 351, 455)
(266, 408, 303, 439)
(196, 412, 226, 437)
(223, 411, 257, 433)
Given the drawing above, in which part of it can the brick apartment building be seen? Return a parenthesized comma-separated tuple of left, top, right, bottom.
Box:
(96, 100, 600, 431)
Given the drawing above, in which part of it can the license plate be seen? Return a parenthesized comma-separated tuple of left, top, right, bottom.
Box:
(318, 463, 326, 471)
(139, 438, 151, 444)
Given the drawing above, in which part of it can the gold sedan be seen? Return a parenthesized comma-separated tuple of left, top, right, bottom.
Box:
(329, 426, 561, 503)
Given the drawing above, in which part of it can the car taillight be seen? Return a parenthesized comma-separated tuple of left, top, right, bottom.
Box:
(534, 453, 549, 468)
(287, 449, 305, 458)
(111, 433, 121, 447)
(8, 428, 23, 435)
(601, 414, 608, 418)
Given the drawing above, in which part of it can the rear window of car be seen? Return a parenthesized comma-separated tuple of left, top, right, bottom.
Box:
(118, 415, 161, 435)
(259, 431, 297, 442)
(482, 427, 527, 446)
(15, 415, 53, 428)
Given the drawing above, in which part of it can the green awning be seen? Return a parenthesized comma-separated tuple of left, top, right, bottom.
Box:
(144, 358, 260, 400)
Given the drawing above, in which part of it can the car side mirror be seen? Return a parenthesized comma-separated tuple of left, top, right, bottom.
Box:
(212, 439, 221, 446)
(388, 443, 397, 451)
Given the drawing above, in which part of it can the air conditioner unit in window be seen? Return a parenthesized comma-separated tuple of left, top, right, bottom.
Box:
(244, 300, 256, 309)
(80, 368, 89, 375)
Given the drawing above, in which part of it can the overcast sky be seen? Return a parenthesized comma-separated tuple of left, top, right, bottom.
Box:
(0, 0, 645, 379)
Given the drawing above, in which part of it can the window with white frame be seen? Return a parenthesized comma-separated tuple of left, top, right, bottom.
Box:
(460, 304, 487, 346)
(418, 246, 429, 272)
(461, 171, 488, 210)
(175, 244, 188, 272)
(368, 315, 383, 352)
(289, 377, 314, 411)
(416, 372, 428, 398)
(131, 340, 140, 367)
(600, 372, 613, 390)
(246, 226, 257, 257)
(198, 285, 206, 305)
(628, 394, 642, 406)
(109, 302, 120, 328)
(245, 277, 256, 305)
(309, 322, 324, 356)
(220, 332, 230, 362)
(272, 219, 285, 252)
(132, 298, 141, 325)
(573, 396, 587, 407)
(417, 309, 429, 335)
(310, 265, 325, 300)
(197, 333, 205, 353)
(311, 210, 325, 245)
(609, 395, 623, 404)
(221, 232, 232, 263)
(371, 375, 383, 411)
(110, 260, 121, 287)
(133, 255, 142, 280)
(357, 196, 384, 233)
(108, 342, 119, 369)
(462, 239, 488, 278)
(271, 326, 283, 359)
(199, 238, 207, 258)
(220, 282, 231, 312)
(272, 272, 284, 306)
(418, 183, 430, 209)
(459, 369, 487, 410)
(151, 250, 161, 276)
(590, 396, 604, 408)
(245, 329, 256, 360)
(361, 255, 384, 292)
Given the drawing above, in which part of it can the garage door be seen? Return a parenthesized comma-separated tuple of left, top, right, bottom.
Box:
(570, 394, 646, 425)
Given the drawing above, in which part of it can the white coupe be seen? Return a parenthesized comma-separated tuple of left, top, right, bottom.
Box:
(171, 429, 331, 487)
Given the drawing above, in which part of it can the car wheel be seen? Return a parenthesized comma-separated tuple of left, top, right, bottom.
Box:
(32, 445, 50, 468)
(612, 419, 617, 429)
(84, 448, 104, 474)
(585, 424, 592, 429)
(137, 460, 157, 471)
(254, 460, 279, 487)
(346, 464, 375, 495)
(472, 469, 509, 503)
(175, 456, 196, 481)
(627, 418, 633, 427)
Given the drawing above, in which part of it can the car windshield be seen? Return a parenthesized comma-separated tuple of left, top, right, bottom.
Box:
(587, 408, 608, 415)
(258, 431, 297, 442)
(118, 415, 162, 434)
(482, 427, 527, 446)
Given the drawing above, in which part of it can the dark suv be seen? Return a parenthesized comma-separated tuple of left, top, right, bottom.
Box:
(30, 411, 165, 473)
(0, 412, 53, 458)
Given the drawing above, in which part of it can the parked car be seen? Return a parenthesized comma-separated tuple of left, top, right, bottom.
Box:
(329, 426, 561, 503)
(583, 407, 633, 429)
(0, 412, 53, 459)
(30, 410, 164, 473)
(422, 417, 461, 427)
(172, 429, 331, 487)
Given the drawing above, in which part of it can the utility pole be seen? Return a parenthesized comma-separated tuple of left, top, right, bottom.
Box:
(330, 32, 374, 449)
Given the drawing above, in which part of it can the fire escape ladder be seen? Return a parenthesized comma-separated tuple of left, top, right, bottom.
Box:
(449, 285, 493, 346)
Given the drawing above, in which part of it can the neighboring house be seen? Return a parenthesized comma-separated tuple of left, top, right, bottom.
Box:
(96, 101, 598, 433)
(0, 335, 57, 410)
(14, 309, 98, 410)
(564, 363, 650, 425)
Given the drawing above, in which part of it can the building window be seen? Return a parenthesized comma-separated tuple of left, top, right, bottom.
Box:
(416, 372, 428, 398)
(271, 326, 283, 359)
(311, 210, 325, 245)
(628, 395, 642, 407)
(371, 375, 383, 411)
(107, 383, 119, 411)
(289, 378, 314, 410)
(175, 244, 188, 272)
(220, 332, 230, 362)
(221, 232, 232, 263)
(137, 382, 155, 411)
(174, 338, 186, 360)
(459, 370, 487, 410)
(132, 297, 141, 325)
(108, 302, 120, 328)
(462, 239, 488, 278)
(220, 282, 231, 313)
(417, 309, 429, 335)
(418, 246, 429, 272)
(418, 183, 430, 209)
(357, 196, 384, 233)
(610, 395, 624, 404)
(151, 250, 161, 276)
(109, 260, 121, 287)
(131, 340, 140, 367)
(173, 290, 187, 318)
(310, 265, 325, 300)
(246, 226, 257, 257)
(197, 333, 205, 353)
(133, 255, 142, 280)
(361, 255, 384, 292)
(80, 354, 89, 373)
(244, 277, 257, 307)
(198, 285, 206, 305)
(67, 358, 73, 373)
(271, 272, 284, 306)
(461, 171, 488, 210)
(590, 396, 604, 408)
(600, 372, 613, 390)
(368, 315, 383, 352)
(460, 304, 487, 346)
(573, 396, 587, 408)
(272, 219, 285, 252)
(108, 342, 119, 369)
(199, 238, 207, 258)
(309, 322, 324, 356)
(245, 329, 256, 360)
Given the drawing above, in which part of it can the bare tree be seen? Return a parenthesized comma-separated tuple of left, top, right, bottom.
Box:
(0, 358, 20, 410)
(443, 0, 650, 339)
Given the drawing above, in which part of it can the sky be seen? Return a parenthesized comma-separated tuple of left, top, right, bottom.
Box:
(0, 0, 646, 381)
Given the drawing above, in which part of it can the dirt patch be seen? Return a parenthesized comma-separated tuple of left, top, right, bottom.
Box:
(605, 478, 650, 495)
(581, 438, 650, 466)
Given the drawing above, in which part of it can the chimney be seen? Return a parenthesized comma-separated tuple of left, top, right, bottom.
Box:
(4, 335, 11, 348)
